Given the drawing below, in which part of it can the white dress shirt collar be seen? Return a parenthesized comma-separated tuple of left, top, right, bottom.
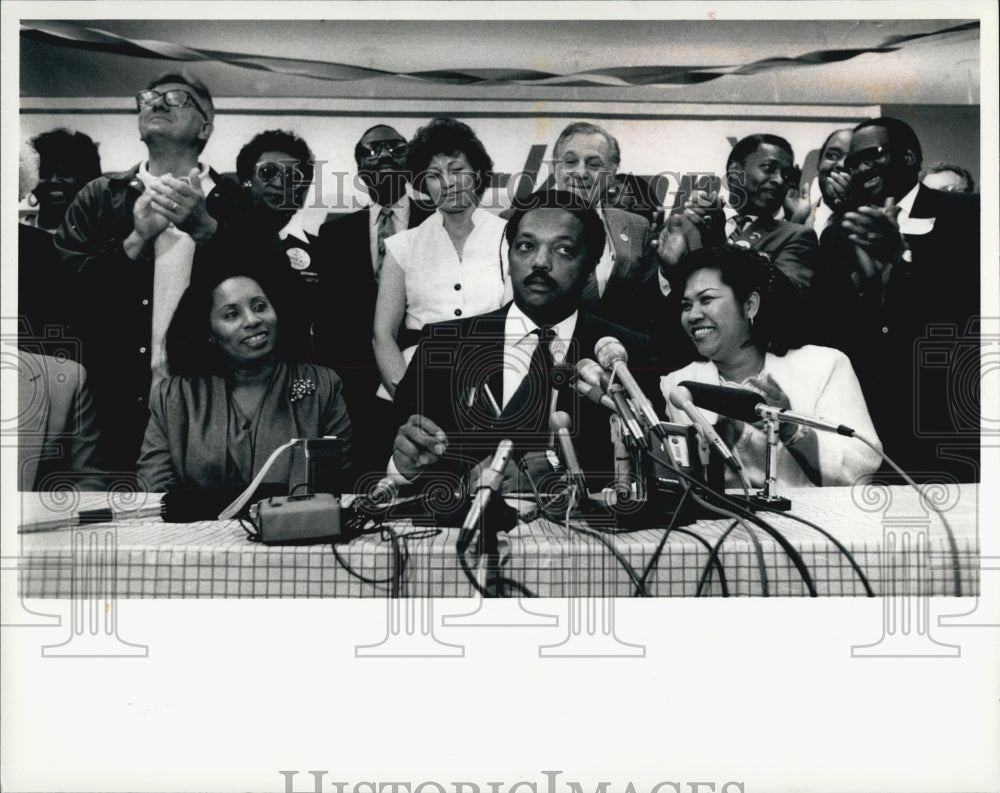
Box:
(502, 303, 578, 407)
(277, 212, 309, 244)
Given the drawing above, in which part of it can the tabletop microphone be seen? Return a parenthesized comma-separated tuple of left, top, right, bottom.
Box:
(349, 474, 401, 518)
(551, 361, 616, 412)
(458, 439, 514, 552)
(549, 410, 588, 495)
(679, 381, 857, 437)
(608, 414, 635, 502)
(577, 358, 648, 447)
(668, 386, 742, 472)
(595, 337, 668, 441)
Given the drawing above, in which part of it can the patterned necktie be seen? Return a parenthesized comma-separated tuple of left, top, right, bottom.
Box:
(727, 214, 753, 243)
(375, 206, 395, 281)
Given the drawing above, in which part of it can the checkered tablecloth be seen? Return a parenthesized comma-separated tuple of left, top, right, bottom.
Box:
(16, 484, 980, 598)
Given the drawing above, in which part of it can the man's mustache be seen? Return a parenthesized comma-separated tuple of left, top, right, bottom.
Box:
(523, 272, 558, 288)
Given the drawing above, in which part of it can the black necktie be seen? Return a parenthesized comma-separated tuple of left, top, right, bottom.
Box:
(503, 326, 555, 424)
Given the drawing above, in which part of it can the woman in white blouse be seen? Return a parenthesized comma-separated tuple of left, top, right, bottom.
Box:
(373, 117, 510, 399)
(658, 245, 882, 488)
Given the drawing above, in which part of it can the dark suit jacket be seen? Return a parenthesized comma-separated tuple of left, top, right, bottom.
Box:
(312, 198, 433, 480)
(729, 215, 818, 297)
(581, 207, 664, 334)
(392, 304, 653, 493)
(815, 185, 980, 481)
(17, 351, 107, 491)
(313, 198, 432, 378)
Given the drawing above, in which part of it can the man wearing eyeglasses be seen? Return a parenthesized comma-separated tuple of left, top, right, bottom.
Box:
(814, 116, 981, 482)
(54, 71, 241, 477)
(313, 124, 433, 482)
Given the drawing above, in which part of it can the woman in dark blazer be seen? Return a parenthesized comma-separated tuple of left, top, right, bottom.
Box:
(137, 253, 351, 492)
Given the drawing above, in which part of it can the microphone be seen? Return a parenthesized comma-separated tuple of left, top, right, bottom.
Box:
(668, 386, 742, 472)
(679, 381, 857, 437)
(549, 410, 588, 495)
(551, 361, 617, 412)
(594, 337, 667, 440)
(458, 439, 514, 552)
(349, 475, 400, 516)
(577, 358, 648, 447)
(608, 414, 635, 503)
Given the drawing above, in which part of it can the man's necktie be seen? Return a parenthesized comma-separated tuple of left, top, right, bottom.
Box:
(727, 214, 753, 244)
(375, 206, 394, 281)
(504, 326, 556, 423)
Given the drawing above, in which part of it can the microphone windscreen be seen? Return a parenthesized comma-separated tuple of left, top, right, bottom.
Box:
(594, 336, 627, 370)
(667, 385, 693, 411)
(679, 381, 761, 423)
(549, 410, 573, 432)
(550, 361, 577, 391)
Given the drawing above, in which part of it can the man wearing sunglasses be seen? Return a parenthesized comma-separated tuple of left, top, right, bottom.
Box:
(815, 116, 981, 483)
(313, 124, 433, 481)
(54, 71, 242, 477)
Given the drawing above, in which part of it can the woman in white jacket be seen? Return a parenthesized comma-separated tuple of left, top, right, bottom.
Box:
(659, 245, 882, 488)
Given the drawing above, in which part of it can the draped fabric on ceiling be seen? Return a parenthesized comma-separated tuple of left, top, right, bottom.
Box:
(20, 19, 979, 89)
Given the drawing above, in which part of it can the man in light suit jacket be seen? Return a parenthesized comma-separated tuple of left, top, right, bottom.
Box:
(815, 117, 980, 482)
(16, 350, 107, 491)
(389, 189, 652, 495)
(313, 124, 433, 479)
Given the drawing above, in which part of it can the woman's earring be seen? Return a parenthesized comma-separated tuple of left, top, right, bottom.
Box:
(242, 180, 252, 188)
(749, 314, 755, 328)
(27, 192, 39, 207)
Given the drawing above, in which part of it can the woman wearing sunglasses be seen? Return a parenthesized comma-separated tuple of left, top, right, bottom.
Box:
(235, 130, 319, 281)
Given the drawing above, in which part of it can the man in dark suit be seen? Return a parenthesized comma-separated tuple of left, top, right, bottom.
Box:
(678, 133, 819, 299)
(816, 117, 980, 482)
(16, 350, 107, 492)
(389, 189, 651, 495)
(550, 122, 663, 335)
(313, 124, 432, 480)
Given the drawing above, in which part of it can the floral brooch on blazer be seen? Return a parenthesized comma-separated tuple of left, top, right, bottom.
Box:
(289, 378, 316, 403)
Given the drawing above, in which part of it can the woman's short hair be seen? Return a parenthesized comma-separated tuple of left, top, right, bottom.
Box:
(676, 245, 802, 355)
(166, 247, 308, 377)
(406, 117, 493, 200)
(236, 129, 315, 185)
(504, 188, 606, 274)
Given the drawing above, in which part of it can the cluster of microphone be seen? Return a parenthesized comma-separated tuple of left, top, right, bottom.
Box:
(351, 334, 870, 546)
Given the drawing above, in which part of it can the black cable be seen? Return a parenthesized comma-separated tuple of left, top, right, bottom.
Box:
(689, 487, 817, 596)
(641, 444, 817, 596)
(634, 484, 692, 596)
(670, 527, 730, 596)
(331, 543, 397, 587)
(754, 504, 875, 597)
(696, 507, 771, 597)
(856, 434, 963, 597)
(566, 518, 648, 597)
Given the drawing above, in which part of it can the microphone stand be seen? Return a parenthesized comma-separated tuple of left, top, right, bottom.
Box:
(750, 415, 792, 511)
(465, 491, 519, 597)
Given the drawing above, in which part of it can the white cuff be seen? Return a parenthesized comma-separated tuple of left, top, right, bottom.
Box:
(657, 269, 673, 298)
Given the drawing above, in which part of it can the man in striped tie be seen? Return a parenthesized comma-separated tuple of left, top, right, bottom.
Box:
(674, 133, 819, 301)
